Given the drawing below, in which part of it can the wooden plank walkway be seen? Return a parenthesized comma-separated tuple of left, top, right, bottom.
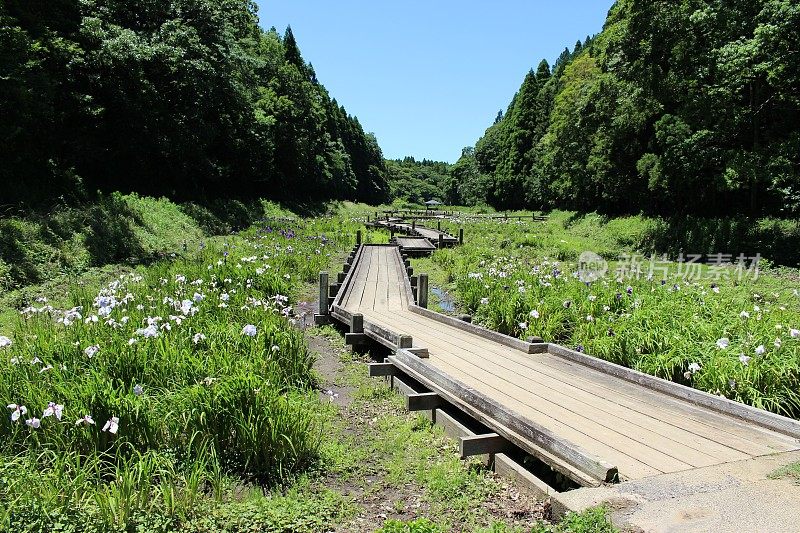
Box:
(394, 237, 436, 255)
(333, 245, 800, 484)
(376, 220, 458, 245)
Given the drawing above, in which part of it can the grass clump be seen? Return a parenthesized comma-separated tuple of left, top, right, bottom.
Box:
(768, 461, 800, 484)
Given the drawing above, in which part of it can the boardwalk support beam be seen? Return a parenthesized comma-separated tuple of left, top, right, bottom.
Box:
(318, 272, 328, 314)
(368, 362, 396, 377)
(345, 333, 367, 345)
(460, 433, 511, 459)
(351, 313, 364, 333)
(407, 347, 429, 358)
(407, 392, 443, 412)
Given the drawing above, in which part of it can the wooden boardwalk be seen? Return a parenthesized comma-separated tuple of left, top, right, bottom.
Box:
(330, 245, 800, 485)
(375, 220, 458, 246)
(394, 236, 436, 256)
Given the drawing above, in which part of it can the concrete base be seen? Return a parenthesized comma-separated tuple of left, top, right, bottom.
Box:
(553, 450, 800, 532)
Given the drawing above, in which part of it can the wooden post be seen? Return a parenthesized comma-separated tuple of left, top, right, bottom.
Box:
(351, 313, 364, 333)
(318, 272, 329, 315)
(398, 335, 413, 349)
(356, 230, 362, 245)
(314, 271, 331, 325)
(437, 221, 441, 231)
(412, 220, 416, 231)
(438, 234, 444, 249)
(418, 274, 429, 309)
(459, 228, 464, 245)
(345, 312, 366, 345)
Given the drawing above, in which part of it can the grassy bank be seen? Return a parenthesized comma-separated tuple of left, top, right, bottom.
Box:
(0, 193, 284, 293)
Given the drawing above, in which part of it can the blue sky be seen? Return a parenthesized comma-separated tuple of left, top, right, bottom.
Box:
(255, 1, 614, 163)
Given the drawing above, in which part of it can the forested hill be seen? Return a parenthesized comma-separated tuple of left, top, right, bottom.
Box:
(1, 1, 389, 207)
(385, 157, 452, 205)
(459, 0, 799, 216)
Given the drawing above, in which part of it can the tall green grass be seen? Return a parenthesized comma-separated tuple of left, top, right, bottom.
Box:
(0, 211, 361, 531)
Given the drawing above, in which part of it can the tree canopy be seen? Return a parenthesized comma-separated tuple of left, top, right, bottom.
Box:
(1, 0, 389, 207)
(471, 0, 800, 216)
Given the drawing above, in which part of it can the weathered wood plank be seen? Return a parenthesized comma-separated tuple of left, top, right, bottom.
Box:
(390, 355, 600, 487)
(333, 244, 364, 308)
(390, 351, 618, 484)
(547, 343, 800, 439)
(409, 304, 538, 353)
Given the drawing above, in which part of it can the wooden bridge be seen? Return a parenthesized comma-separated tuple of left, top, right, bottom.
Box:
(392, 236, 436, 257)
(369, 219, 459, 248)
(318, 244, 800, 489)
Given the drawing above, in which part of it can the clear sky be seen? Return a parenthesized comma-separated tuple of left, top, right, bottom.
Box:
(255, 1, 615, 163)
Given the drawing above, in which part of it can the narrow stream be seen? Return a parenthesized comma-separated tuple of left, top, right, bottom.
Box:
(430, 286, 456, 313)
